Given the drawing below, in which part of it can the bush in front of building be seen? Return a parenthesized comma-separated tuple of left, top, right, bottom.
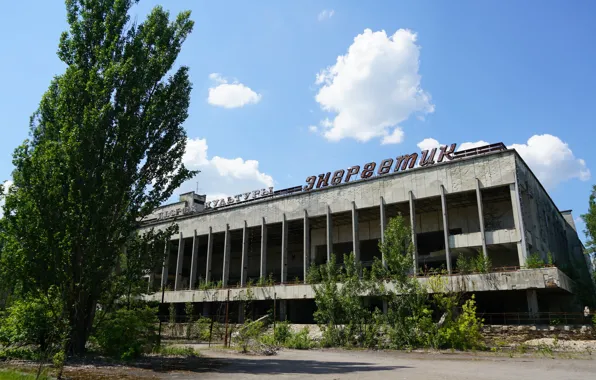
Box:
(90, 306, 159, 360)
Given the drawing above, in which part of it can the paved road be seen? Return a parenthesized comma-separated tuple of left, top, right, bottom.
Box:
(164, 348, 596, 380)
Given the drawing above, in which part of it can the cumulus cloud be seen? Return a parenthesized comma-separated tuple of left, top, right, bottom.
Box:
(509, 134, 590, 188)
(180, 138, 274, 201)
(318, 9, 335, 21)
(308, 125, 318, 133)
(207, 73, 261, 108)
(416, 135, 590, 188)
(314, 28, 434, 144)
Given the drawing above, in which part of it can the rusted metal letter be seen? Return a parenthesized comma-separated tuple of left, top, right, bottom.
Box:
(377, 159, 393, 175)
(419, 148, 437, 167)
(345, 166, 360, 182)
(437, 143, 457, 162)
(361, 162, 376, 179)
(331, 170, 345, 185)
(316, 172, 331, 188)
(303, 176, 316, 191)
(394, 153, 418, 172)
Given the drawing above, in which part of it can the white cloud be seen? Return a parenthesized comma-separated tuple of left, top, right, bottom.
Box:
(416, 135, 590, 188)
(181, 138, 274, 201)
(318, 9, 335, 21)
(308, 125, 318, 133)
(509, 134, 590, 188)
(314, 28, 434, 144)
(207, 73, 261, 109)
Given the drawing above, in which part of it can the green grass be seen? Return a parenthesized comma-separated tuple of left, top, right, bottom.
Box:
(0, 369, 49, 380)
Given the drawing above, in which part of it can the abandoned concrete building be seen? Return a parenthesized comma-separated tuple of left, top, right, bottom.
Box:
(140, 143, 593, 323)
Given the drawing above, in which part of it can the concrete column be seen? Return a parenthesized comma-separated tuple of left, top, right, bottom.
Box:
(189, 230, 199, 290)
(303, 210, 310, 284)
(510, 182, 528, 267)
(174, 233, 185, 290)
(241, 221, 248, 287)
(440, 185, 452, 274)
(238, 303, 245, 324)
(527, 289, 539, 317)
(279, 300, 287, 321)
(409, 191, 418, 275)
(147, 272, 155, 293)
(202, 303, 211, 318)
(161, 240, 170, 289)
(260, 218, 267, 279)
(205, 227, 213, 284)
(380, 196, 387, 267)
(352, 201, 360, 263)
(475, 178, 488, 259)
(281, 214, 288, 283)
(222, 224, 231, 287)
(326, 205, 333, 262)
(382, 300, 388, 314)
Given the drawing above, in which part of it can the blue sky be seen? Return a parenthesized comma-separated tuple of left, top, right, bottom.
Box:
(1, 1, 595, 239)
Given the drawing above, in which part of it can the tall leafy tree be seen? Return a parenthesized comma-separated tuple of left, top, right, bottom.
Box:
(0, 0, 195, 354)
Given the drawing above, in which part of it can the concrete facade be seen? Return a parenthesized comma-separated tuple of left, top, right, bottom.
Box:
(139, 147, 591, 321)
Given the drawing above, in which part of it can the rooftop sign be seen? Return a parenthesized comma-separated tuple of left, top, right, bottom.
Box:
(303, 143, 457, 191)
(205, 187, 274, 210)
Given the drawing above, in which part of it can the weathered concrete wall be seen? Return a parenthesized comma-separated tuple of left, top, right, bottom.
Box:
(144, 268, 572, 304)
(140, 151, 517, 239)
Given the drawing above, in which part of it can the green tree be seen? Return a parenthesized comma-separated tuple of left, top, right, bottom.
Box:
(0, 0, 195, 355)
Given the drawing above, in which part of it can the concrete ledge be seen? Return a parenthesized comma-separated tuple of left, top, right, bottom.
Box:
(144, 267, 573, 304)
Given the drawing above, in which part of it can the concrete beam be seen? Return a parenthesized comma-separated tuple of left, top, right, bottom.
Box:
(476, 178, 488, 259)
(205, 227, 213, 284)
(326, 205, 333, 262)
(281, 214, 288, 283)
(380, 196, 387, 267)
(409, 191, 418, 275)
(189, 230, 199, 290)
(303, 210, 310, 284)
(222, 224, 231, 287)
(440, 185, 452, 274)
(145, 268, 573, 304)
(260, 217, 267, 279)
(352, 201, 360, 262)
(241, 221, 248, 287)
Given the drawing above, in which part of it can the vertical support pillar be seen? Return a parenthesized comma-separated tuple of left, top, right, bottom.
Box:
(281, 214, 288, 283)
(380, 196, 387, 267)
(352, 201, 360, 262)
(476, 178, 488, 259)
(238, 303, 245, 324)
(222, 224, 231, 287)
(409, 191, 418, 275)
(279, 300, 287, 321)
(526, 289, 539, 317)
(161, 240, 170, 289)
(440, 185, 452, 274)
(260, 218, 267, 280)
(205, 227, 213, 284)
(174, 233, 185, 290)
(510, 182, 528, 267)
(147, 273, 155, 293)
(303, 210, 310, 284)
(241, 221, 248, 287)
(326, 205, 333, 262)
(202, 303, 211, 317)
(382, 300, 388, 314)
(189, 230, 199, 290)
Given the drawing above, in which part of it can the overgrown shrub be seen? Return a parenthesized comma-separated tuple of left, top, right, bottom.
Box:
(91, 306, 158, 360)
(0, 347, 40, 361)
(0, 295, 62, 350)
(525, 253, 546, 269)
(191, 317, 213, 341)
(274, 321, 292, 344)
(438, 296, 484, 350)
(234, 320, 265, 353)
(156, 345, 199, 357)
(285, 327, 313, 349)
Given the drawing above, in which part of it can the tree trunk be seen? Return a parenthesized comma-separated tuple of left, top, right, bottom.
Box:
(67, 292, 97, 356)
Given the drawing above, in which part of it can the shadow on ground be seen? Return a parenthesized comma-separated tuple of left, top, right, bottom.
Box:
(64, 355, 408, 377)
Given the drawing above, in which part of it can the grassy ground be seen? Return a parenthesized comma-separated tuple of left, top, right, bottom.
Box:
(0, 369, 49, 380)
